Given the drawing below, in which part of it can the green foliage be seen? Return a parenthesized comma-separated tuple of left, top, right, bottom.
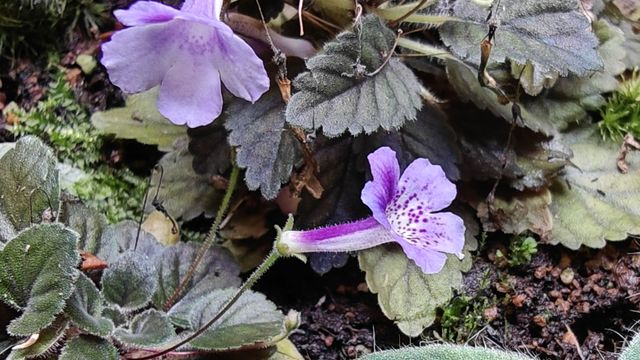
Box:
(0, 136, 59, 239)
(360, 344, 534, 360)
(101, 251, 158, 312)
(0, 0, 109, 56)
(439, 0, 602, 79)
(599, 71, 640, 141)
(64, 273, 114, 337)
(495, 235, 538, 267)
(90, 88, 186, 152)
(7, 318, 68, 360)
(621, 331, 640, 360)
(358, 210, 478, 336)
(549, 126, 640, 249)
(168, 288, 286, 351)
(440, 295, 492, 343)
(59, 335, 118, 360)
(113, 309, 176, 348)
(0, 224, 79, 336)
(286, 15, 423, 137)
(226, 89, 303, 199)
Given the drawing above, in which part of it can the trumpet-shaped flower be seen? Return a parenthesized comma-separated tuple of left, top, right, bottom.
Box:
(278, 147, 465, 274)
(101, 0, 270, 127)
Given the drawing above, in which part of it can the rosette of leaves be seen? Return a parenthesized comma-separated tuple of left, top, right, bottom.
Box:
(0, 137, 293, 359)
(286, 14, 423, 137)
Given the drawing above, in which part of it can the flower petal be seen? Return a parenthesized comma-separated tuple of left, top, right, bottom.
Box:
(214, 32, 270, 102)
(389, 158, 456, 215)
(181, 0, 222, 20)
(114, 1, 180, 26)
(396, 212, 465, 259)
(157, 54, 222, 127)
(361, 147, 400, 228)
(101, 22, 178, 93)
(397, 240, 448, 274)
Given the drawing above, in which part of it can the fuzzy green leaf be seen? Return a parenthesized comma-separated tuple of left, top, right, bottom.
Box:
(64, 273, 113, 336)
(226, 90, 303, 199)
(621, 331, 640, 360)
(7, 318, 68, 360)
(59, 336, 118, 360)
(152, 242, 241, 309)
(360, 344, 534, 360)
(148, 146, 223, 221)
(439, 0, 602, 78)
(286, 15, 423, 137)
(0, 136, 59, 243)
(101, 251, 157, 311)
(100, 220, 164, 264)
(358, 210, 478, 336)
(168, 288, 285, 351)
(548, 126, 640, 249)
(0, 223, 79, 336)
(91, 88, 186, 152)
(113, 309, 176, 348)
(58, 197, 113, 256)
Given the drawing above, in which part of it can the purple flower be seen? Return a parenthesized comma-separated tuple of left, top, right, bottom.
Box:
(278, 147, 465, 274)
(101, 0, 270, 127)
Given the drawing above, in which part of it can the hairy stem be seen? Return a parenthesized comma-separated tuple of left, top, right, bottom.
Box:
(163, 164, 241, 311)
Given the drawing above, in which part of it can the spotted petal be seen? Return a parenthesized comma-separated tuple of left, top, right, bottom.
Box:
(395, 212, 465, 259)
(114, 1, 180, 26)
(181, 0, 222, 20)
(361, 147, 400, 229)
(396, 241, 448, 274)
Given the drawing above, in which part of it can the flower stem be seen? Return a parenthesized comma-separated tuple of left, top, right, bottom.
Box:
(130, 218, 295, 360)
(163, 164, 241, 311)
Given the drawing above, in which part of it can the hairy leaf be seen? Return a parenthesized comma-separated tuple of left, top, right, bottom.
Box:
(358, 210, 478, 336)
(59, 336, 118, 360)
(439, 0, 602, 78)
(286, 15, 423, 137)
(548, 126, 640, 249)
(621, 331, 640, 360)
(113, 309, 176, 348)
(0, 224, 79, 335)
(7, 318, 68, 360)
(360, 344, 534, 360)
(64, 273, 113, 336)
(104, 220, 164, 262)
(226, 90, 303, 199)
(0, 136, 59, 242)
(58, 197, 112, 256)
(148, 146, 223, 221)
(169, 288, 285, 351)
(91, 88, 186, 152)
(152, 242, 241, 308)
(101, 251, 157, 311)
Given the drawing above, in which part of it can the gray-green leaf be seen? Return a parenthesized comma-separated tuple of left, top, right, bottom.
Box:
(0, 136, 59, 243)
(0, 223, 79, 336)
(101, 251, 157, 312)
(621, 331, 640, 360)
(360, 344, 534, 360)
(439, 0, 602, 78)
(548, 126, 640, 249)
(7, 318, 68, 360)
(59, 336, 118, 360)
(169, 288, 285, 351)
(152, 242, 241, 309)
(113, 309, 176, 348)
(64, 272, 114, 336)
(286, 15, 423, 137)
(91, 88, 186, 152)
(226, 90, 302, 199)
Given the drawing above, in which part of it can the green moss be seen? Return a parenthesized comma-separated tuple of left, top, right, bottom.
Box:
(8, 68, 145, 223)
(599, 71, 640, 141)
(495, 235, 538, 267)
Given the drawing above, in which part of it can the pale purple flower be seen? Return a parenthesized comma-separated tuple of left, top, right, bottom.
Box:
(278, 147, 465, 274)
(101, 0, 270, 127)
